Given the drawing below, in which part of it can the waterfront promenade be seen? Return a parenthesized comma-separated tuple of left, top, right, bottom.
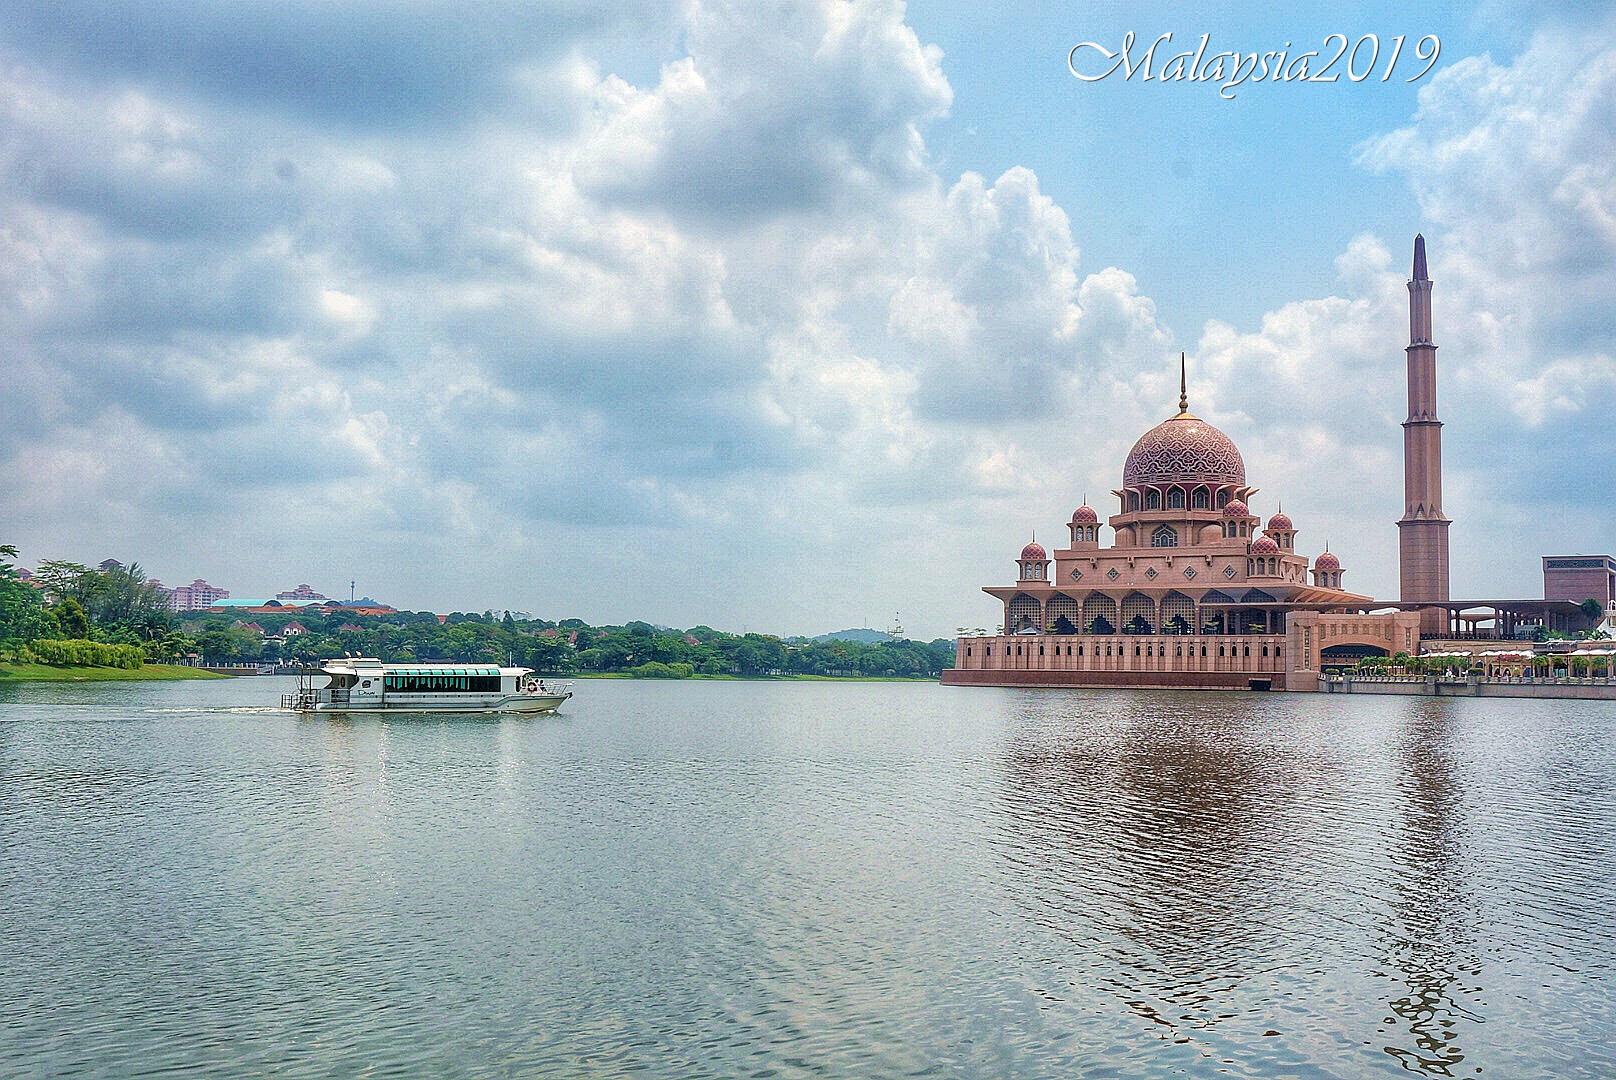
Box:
(1322, 672, 1616, 699)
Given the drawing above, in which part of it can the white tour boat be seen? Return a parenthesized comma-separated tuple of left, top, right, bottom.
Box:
(282, 657, 572, 714)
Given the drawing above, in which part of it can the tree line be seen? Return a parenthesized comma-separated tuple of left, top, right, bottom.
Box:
(205, 610, 956, 678)
(0, 546, 955, 677)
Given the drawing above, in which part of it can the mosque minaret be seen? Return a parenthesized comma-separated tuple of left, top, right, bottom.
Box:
(1397, 234, 1451, 632)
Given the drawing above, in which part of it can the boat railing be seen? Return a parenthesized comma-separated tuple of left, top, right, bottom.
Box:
(282, 687, 350, 711)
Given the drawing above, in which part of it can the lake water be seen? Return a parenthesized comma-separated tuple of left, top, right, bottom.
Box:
(3, 676, 1615, 1078)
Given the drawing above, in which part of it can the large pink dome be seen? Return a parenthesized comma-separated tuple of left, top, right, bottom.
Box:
(1123, 414, 1246, 489)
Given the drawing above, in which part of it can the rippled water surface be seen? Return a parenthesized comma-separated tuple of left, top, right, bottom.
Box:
(3, 677, 1616, 1078)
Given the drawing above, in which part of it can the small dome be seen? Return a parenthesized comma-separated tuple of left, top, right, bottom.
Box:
(1020, 541, 1047, 560)
(1250, 536, 1279, 555)
(1222, 499, 1249, 518)
(1072, 505, 1098, 524)
(1267, 512, 1293, 532)
(1315, 551, 1340, 571)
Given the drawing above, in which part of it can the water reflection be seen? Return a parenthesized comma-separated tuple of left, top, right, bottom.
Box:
(1378, 698, 1482, 1077)
(994, 692, 1324, 1046)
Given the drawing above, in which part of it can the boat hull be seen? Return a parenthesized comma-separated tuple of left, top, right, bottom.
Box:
(293, 693, 571, 715)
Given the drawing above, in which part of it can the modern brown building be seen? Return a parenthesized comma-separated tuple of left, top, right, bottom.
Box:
(1543, 556, 1616, 606)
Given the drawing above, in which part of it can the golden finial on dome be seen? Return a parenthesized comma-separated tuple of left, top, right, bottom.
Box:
(1175, 352, 1196, 418)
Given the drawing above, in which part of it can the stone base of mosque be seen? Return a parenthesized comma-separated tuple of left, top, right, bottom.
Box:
(941, 665, 1294, 692)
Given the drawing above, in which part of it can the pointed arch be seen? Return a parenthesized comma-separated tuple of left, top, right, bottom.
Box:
(1007, 595, 1042, 634)
(1120, 592, 1155, 635)
(1160, 591, 1194, 635)
(1081, 594, 1117, 635)
(1199, 589, 1235, 635)
(1045, 593, 1082, 634)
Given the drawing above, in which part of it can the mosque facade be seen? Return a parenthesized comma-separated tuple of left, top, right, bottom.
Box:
(941, 237, 1453, 692)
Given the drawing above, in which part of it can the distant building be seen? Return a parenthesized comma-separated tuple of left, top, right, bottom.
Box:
(1543, 556, 1616, 606)
(281, 621, 308, 637)
(276, 584, 329, 604)
(163, 579, 231, 611)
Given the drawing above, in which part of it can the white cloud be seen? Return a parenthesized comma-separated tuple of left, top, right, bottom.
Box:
(3, 3, 1611, 634)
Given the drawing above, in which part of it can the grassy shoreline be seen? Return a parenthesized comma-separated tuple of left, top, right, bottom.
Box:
(0, 662, 231, 682)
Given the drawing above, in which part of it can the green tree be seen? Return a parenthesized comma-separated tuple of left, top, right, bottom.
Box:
(56, 596, 91, 639)
(0, 545, 56, 647)
(33, 560, 91, 603)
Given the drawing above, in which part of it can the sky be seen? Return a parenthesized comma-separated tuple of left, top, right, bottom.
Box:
(2, 1, 1613, 639)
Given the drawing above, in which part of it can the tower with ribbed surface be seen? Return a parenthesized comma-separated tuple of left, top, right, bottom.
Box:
(1398, 235, 1451, 632)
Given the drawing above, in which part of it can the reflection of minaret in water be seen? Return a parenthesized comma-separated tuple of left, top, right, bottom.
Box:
(1398, 235, 1451, 635)
(1380, 700, 1481, 1075)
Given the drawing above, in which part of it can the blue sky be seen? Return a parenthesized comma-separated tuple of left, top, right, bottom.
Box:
(2, 1, 1612, 637)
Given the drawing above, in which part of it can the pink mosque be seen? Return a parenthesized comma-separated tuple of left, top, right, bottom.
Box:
(942, 237, 1600, 692)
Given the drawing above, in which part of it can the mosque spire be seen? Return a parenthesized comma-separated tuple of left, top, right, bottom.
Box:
(1178, 352, 1189, 414)
(1399, 232, 1450, 629)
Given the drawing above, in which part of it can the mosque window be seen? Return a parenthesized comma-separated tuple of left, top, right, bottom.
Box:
(1183, 566, 1197, 579)
(1107, 568, 1120, 580)
(1224, 565, 1237, 579)
(965, 646, 972, 656)
(1145, 490, 1161, 510)
(1192, 487, 1210, 509)
(1167, 487, 1186, 509)
(1145, 567, 1158, 579)
(1151, 526, 1178, 548)
(1070, 568, 1083, 581)
(1128, 492, 1140, 511)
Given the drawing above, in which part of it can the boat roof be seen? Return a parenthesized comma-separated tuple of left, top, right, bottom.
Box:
(320, 658, 530, 676)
